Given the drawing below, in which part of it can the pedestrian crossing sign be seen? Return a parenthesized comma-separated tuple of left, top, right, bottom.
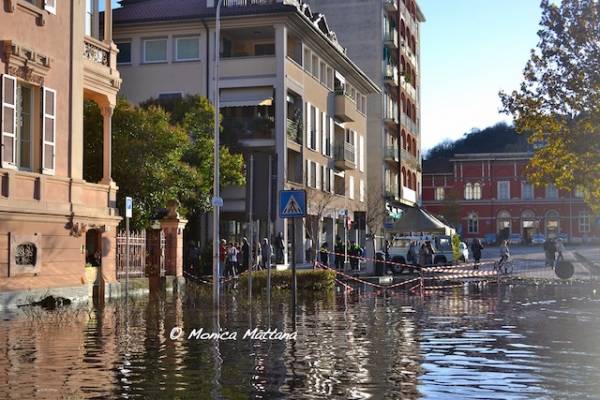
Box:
(279, 190, 306, 218)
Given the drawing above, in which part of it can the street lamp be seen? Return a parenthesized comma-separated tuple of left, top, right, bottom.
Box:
(212, 0, 224, 310)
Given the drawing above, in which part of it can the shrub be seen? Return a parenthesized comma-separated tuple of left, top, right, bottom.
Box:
(238, 269, 336, 293)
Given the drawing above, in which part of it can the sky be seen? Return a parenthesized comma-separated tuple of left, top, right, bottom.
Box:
(418, 0, 543, 152)
(109, 0, 543, 152)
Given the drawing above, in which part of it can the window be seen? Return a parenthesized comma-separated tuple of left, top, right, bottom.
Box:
(85, 0, 95, 36)
(435, 187, 445, 201)
(324, 116, 331, 157)
(326, 66, 334, 90)
(303, 47, 311, 73)
(323, 166, 330, 192)
(42, 87, 56, 173)
(311, 54, 319, 78)
(16, 84, 33, 170)
(176, 37, 200, 61)
(579, 211, 590, 233)
(464, 183, 473, 200)
(473, 183, 482, 200)
(468, 213, 479, 233)
(116, 41, 132, 65)
(45, 0, 56, 14)
(360, 179, 365, 202)
(254, 43, 275, 56)
(320, 61, 326, 84)
(143, 39, 168, 63)
(522, 182, 534, 200)
(359, 134, 365, 172)
(349, 175, 355, 200)
(310, 161, 317, 188)
(545, 184, 558, 199)
(308, 105, 317, 150)
(498, 181, 510, 200)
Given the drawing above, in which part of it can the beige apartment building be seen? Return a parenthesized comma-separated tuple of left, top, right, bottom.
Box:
(305, 0, 427, 237)
(113, 0, 379, 262)
(0, 0, 121, 307)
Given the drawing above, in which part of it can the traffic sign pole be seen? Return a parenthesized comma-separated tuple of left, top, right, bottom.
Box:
(125, 196, 132, 299)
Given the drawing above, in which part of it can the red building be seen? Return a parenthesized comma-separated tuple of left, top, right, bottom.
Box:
(422, 153, 595, 242)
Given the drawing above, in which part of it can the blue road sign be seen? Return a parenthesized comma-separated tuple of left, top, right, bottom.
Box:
(279, 190, 306, 218)
(125, 196, 133, 218)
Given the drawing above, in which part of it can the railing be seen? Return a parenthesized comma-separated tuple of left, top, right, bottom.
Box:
(401, 148, 419, 169)
(385, 145, 399, 161)
(116, 231, 146, 279)
(287, 118, 303, 145)
(224, 116, 275, 140)
(384, 29, 399, 48)
(83, 37, 110, 67)
(223, 0, 276, 6)
(334, 143, 355, 164)
(401, 114, 418, 134)
(384, 63, 399, 86)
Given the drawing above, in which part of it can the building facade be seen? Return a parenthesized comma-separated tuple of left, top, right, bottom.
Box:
(422, 153, 595, 242)
(113, 0, 379, 263)
(0, 0, 121, 306)
(304, 0, 425, 235)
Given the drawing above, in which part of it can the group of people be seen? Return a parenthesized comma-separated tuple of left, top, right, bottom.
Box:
(219, 238, 250, 277)
(318, 236, 365, 271)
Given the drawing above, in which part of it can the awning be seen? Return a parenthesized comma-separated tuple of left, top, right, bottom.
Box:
(391, 206, 454, 235)
(220, 87, 273, 107)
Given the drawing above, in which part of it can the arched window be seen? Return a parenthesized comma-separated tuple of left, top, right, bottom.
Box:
(407, 172, 412, 189)
(406, 135, 411, 153)
(468, 213, 479, 233)
(412, 172, 417, 190)
(412, 138, 417, 156)
(401, 167, 406, 187)
(401, 130, 407, 150)
(464, 183, 473, 200)
(497, 210, 512, 236)
(545, 210, 560, 237)
(473, 182, 481, 200)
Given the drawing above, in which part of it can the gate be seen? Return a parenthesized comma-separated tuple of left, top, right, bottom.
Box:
(116, 230, 166, 280)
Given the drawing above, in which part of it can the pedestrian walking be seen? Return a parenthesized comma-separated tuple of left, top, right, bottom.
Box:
(425, 241, 435, 266)
(261, 238, 273, 269)
(225, 242, 239, 277)
(334, 236, 345, 270)
(499, 240, 510, 264)
(274, 233, 285, 264)
(471, 238, 484, 269)
(556, 238, 565, 263)
(544, 238, 556, 268)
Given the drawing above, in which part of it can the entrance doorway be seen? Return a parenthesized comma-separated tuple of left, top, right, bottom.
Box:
(521, 210, 536, 244)
(497, 210, 511, 242)
(85, 229, 102, 266)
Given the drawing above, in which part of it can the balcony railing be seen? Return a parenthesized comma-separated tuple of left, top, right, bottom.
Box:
(384, 146, 399, 162)
(384, 64, 399, 86)
(384, 29, 399, 48)
(401, 149, 419, 169)
(223, 0, 276, 6)
(385, 187, 399, 200)
(334, 143, 356, 170)
(401, 114, 418, 134)
(84, 37, 110, 67)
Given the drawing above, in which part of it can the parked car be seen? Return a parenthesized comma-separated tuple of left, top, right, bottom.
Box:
(458, 242, 469, 262)
(508, 233, 523, 245)
(484, 233, 497, 245)
(558, 233, 569, 242)
(531, 234, 546, 245)
(387, 234, 456, 271)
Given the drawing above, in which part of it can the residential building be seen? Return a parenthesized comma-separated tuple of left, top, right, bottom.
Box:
(0, 0, 121, 306)
(113, 0, 379, 262)
(422, 153, 595, 242)
(304, 0, 425, 235)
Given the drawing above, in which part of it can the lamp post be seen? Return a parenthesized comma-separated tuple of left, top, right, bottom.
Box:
(212, 0, 224, 310)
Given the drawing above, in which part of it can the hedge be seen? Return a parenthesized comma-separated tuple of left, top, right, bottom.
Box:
(238, 269, 336, 293)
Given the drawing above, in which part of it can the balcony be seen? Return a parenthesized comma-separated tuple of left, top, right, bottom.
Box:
(83, 36, 121, 94)
(384, 146, 399, 162)
(222, 116, 275, 148)
(334, 143, 356, 170)
(401, 114, 418, 134)
(384, 186, 399, 201)
(401, 149, 419, 169)
(402, 186, 417, 204)
(334, 89, 359, 122)
(384, 29, 399, 49)
(383, 111, 399, 126)
(384, 0, 398, 13)
(384, 64, 399, 86)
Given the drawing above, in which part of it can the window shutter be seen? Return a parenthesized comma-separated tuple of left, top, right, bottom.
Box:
(329, 116, 334, 157)
(359, 134, 365, 172)
(329, 169, 335, 193)
(42, 87, 56, 174)
(306, 101, 312, 149)
(314, 106, 320, 151)
(321, 112, 327, 155)
(1, 74, 17, 168)
(45, 0, 56, 14)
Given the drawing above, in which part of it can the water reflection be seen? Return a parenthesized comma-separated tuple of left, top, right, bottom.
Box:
(0, 283, 599, 399)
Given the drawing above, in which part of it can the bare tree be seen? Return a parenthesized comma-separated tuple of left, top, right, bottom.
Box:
(305, 189, 336, 265)
(365, 183, 388, 257)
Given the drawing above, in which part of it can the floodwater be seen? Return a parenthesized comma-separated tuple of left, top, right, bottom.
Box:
(1, 282, 600, 399)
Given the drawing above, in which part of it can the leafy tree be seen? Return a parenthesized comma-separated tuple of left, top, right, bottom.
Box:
(83, 97, 244, 230)
(500, 0, 600, 213)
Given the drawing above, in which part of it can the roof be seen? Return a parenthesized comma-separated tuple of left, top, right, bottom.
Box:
(392, 206, 452, 234)
(422, 157, 452, 174)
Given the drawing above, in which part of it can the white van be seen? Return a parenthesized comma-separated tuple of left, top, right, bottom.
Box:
(388, 234, 455, 269)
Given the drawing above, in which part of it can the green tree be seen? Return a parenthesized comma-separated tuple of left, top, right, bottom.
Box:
(500, 0, 600, 213)
(83, 97, 244, 230)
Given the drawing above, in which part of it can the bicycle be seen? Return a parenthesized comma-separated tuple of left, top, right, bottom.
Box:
(494, 256, 514, 275)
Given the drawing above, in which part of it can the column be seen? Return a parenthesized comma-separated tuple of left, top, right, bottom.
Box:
(161, 214, 188, 277)
(101, 105, 114, 184)
(103, 0, 112, 43)
(274, 24, 288, 265)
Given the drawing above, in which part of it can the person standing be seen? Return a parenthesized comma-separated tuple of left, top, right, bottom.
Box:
(225, 243, 238, 277)
(261, 238, 273, 269)
(418, 243, 428, 268)
(334, 236, 345, 270)
(274, 232, 285, 264)
(556, 238, 565, 263)
(408, 241, 418, 266)
(544, 238, 556, 268)
(349, 240, 361, 271)
(241, 237, 250, 273)
(319, 242, 329, 266)
(219, 239, 227, 277)
(425, 241, 435, 266)
(471, 238, 484, 270)
(305, 235, 313, 263)
(499, 240, 510, 264)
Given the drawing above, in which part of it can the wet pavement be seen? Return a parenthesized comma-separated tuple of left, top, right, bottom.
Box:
(1, 281, 600, 399)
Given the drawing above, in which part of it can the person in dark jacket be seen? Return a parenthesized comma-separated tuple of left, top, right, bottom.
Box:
(471, 239, 484, 269)
(319, 242, 329, 266)
(544, 238, 556, 268)
(241, 237, 250, 273)
(334, 236, 345, 270)
(349, 240, 362, 271)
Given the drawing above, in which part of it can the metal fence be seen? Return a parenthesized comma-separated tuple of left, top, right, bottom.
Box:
(116, 230, 166, 280)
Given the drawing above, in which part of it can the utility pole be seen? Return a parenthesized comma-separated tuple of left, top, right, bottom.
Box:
(212, 0, 223, 310)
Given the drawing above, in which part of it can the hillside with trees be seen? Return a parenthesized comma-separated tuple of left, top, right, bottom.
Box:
(425, 122, 529, 161)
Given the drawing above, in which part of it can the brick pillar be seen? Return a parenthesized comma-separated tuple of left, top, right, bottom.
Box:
(161, 212, 187, 277)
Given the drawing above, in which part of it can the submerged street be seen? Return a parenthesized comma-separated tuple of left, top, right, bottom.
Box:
(1, 282, 600, 399)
